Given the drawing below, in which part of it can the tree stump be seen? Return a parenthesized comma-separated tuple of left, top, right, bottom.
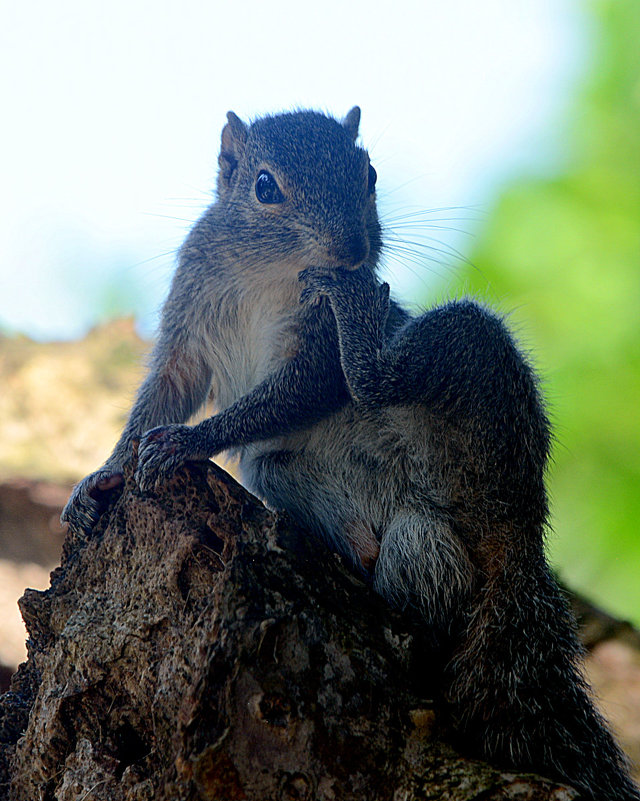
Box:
(0, 460, 576, 800)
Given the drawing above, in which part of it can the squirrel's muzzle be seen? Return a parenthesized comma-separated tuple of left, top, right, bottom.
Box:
(328, 232, 370, 270)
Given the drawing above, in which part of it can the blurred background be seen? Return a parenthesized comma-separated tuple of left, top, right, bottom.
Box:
(0, 0, 638, 668)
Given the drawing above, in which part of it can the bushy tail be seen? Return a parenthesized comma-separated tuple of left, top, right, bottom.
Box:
(447, 533, 640, 800)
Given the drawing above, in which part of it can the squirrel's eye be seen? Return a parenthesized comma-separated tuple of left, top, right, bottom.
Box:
(255, 170, 285, 204)
(367, 164, 377, 195)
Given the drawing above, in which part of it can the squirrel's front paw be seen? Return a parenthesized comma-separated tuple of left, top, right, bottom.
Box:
(298, 267, 338, 306)
(136, 424, 204, 491)
(299, 267, 389, 314)
(61, 466, 124, 535)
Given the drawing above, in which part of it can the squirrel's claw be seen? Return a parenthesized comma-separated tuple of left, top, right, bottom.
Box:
(61, 467, 124, 535)
(135, 424, 200, 492)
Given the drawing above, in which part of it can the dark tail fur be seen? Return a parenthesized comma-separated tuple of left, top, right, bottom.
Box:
(447, 528, 640, 800)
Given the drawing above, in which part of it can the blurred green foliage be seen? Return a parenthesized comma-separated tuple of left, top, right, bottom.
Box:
(448, 0, 640, 623)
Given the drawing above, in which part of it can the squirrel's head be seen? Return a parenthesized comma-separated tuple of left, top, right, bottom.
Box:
(215, 107, 381, 273)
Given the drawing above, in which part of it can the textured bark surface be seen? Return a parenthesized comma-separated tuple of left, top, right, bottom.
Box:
(0, 460, 579, 800)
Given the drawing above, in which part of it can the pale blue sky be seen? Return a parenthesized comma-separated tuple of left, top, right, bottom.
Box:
(0, 0, 585, 340)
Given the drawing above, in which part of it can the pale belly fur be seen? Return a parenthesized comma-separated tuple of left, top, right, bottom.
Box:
(236, 404, 472, 619)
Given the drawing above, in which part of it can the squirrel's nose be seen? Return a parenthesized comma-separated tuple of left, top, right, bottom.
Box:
(330, 233, 369, 269)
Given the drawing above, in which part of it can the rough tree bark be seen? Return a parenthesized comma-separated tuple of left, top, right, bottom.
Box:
(0, 458, 579, 800)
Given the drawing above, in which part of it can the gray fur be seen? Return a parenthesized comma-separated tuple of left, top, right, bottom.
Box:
(61, 108, 639, 800)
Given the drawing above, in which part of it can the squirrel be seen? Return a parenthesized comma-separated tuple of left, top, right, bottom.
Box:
(62, 107, 639, 799)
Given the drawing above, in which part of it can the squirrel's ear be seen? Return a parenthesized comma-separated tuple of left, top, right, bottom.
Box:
(218, 111, 248, 188)
(342, 106, 361, 141)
